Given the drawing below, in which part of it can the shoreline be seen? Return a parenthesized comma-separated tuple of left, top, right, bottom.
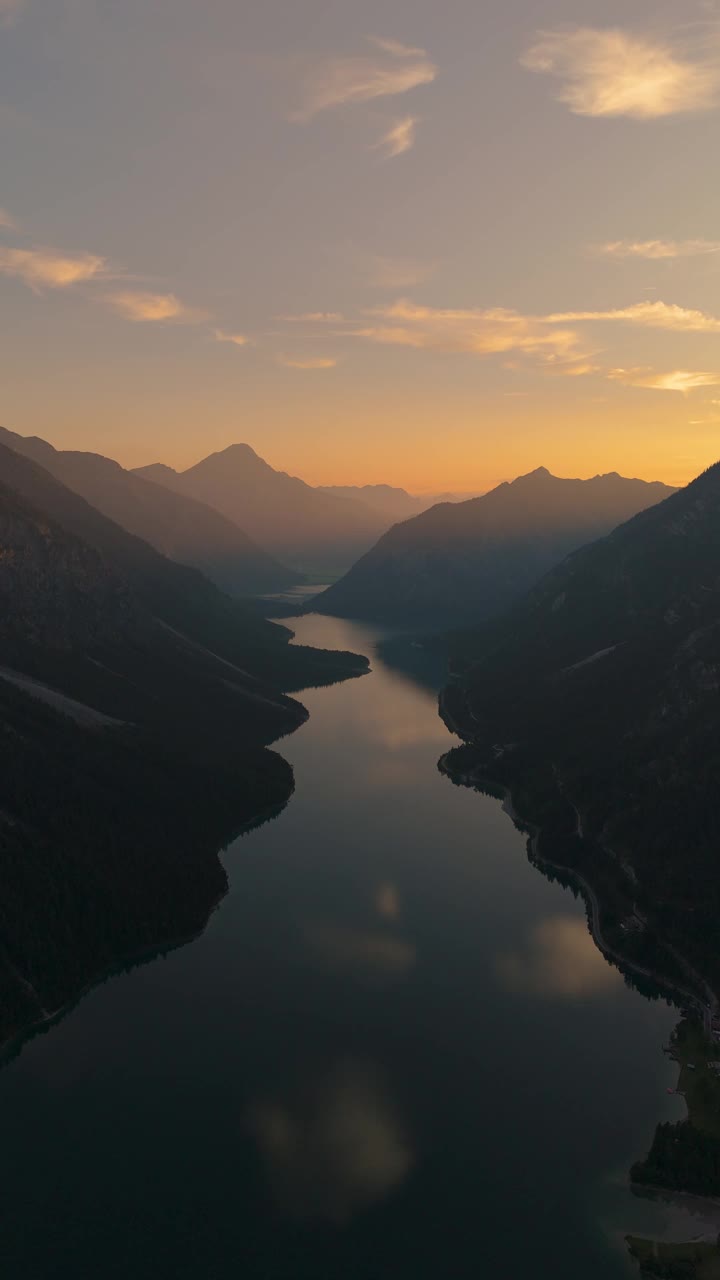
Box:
(439, 750, 710, 1022)
(0, 786, 294, 1065)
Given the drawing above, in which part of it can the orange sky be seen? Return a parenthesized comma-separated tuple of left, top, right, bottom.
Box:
(2, 0, 720, 493)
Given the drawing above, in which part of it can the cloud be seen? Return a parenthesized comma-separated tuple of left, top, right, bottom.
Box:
(544, 359, 602, 378)
(609, 368, 720, 392)
(369, 37, 428, 59)
(547, 300, 720, 332)
(0, 246, 107, 290)
(521, 27, 720, 119)
(350, 298, 583, 360)
(214, 328, 249, 346)
(277, 354, 338, 369)
(292, 37, 436, 121)
(596, 238, 720, 260)
(0, 208, 16, 230)
(373, 115, 418, 158)
(105, 290, 208, 323)
(280, 311, 344, 323)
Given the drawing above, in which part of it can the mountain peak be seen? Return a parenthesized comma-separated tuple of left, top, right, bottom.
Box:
(515, 466, 554, 483)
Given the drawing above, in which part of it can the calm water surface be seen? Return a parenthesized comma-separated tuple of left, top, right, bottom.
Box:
(0, 616, 702, 1278)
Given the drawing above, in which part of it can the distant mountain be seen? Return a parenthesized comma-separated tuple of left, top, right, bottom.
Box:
(0, 426, 297, 597)
(133, 444, 389, 575)
(317, 484, 429, 521)
(317, 485, 477, 521)
(440, 459, 720, 1010)
(314, 468, 676, 626)
(0, 443, 368, 1045)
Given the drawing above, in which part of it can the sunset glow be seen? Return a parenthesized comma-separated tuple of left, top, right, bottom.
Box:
(1, 1, 719, 491)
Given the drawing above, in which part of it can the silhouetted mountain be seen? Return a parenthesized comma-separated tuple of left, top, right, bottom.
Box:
(314, 468, 675, 625)
(318, 485, 477, 520)
(133, 444, 389, 574)
(0, 426, 297, 597)
(0, 444, 368, 1045)
(317, 484, 429, 521)
(440, 460, 720, 1004)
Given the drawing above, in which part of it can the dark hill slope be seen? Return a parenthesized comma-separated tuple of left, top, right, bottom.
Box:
(314, 468, 675, 626)
(0, 426, 297, 596)
(0, 452, 367, 1047)
(440, 461, 720, 1000)
(134, 444, 388, 574)
(0, 442, 363, 693)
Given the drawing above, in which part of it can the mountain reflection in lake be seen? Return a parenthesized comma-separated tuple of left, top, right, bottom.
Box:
(0, 615, 706, 1278)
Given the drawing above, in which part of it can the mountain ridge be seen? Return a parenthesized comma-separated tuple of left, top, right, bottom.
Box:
(0, 443, 368, 1046)
(0, 426, 298, 597)
(133, 444, 394, 575)
(313, 466, 676, 626)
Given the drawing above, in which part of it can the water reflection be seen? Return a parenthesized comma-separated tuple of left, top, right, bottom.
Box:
(0, 614, 690, 1279)
(376, 882, 401, 921)
(496, 916, 623, 999)
(247, 1060, 413, 1223)
(303, 921, 416, 982)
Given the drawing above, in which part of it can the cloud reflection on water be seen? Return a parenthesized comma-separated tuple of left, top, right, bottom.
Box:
(247, 1060, 413, 1223)
(303, 920, 416, 981)
(495, 916, 621, 999)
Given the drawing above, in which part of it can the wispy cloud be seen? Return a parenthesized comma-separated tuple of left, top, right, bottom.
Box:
(595, 238, 720, 260)
(280, 311, 344, 323)
(521, 27, 720, 119)
(373, 115, 418, 158)
(609, 368, 720, 392)
(369, 37, 428, 59)
(277, 354, 338, 369)
(0, 246, 107, 290)
(105, 290, 208, 323)
(350, 299, 582, 359)
(292, 37, 436, 121)
(0, 208, 16, 230)
(214, 328, 249, 346)
(334, 294, 720, 382)
(547, 300, 720, 332)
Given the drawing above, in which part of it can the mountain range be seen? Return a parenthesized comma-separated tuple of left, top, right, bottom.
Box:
(0, 437, 367, 1046)
(134, 445, 400, 575)
(438, 458, 720, 1200)
(0, 426, 298, 597)
(314, 467, 676, 626)
(316, 484, 476, 522)
(441, 460, 720, 999)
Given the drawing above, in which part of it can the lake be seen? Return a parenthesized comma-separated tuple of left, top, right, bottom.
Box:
(0, 615, 705, 1278)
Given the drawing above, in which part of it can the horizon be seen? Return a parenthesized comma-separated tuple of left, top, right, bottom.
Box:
(3, 1, 720, 490)
(1, 421, 684, 496)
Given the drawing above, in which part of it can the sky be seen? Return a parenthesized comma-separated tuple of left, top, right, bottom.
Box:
(2, 0, 720, 491)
